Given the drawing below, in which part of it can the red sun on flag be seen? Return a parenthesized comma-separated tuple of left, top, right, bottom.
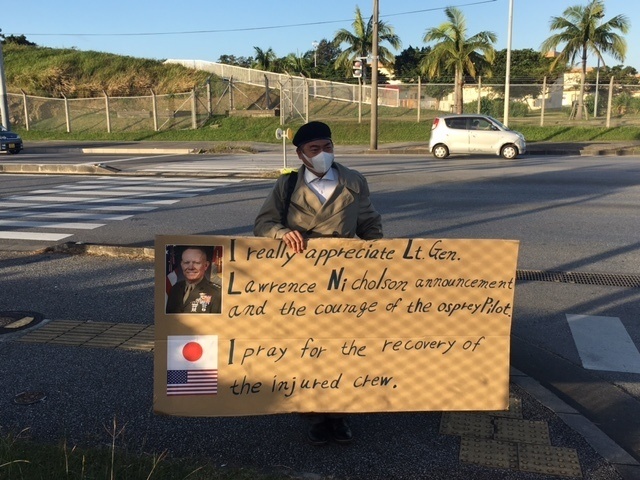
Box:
(183, 342, 203, 362)
(167, 335, 218, 371)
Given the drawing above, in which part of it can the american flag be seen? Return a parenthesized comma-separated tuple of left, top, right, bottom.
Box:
(167, 369, 218, 396)
(165, 247, 178, 301)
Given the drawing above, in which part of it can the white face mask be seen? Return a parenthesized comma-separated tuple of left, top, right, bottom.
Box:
(304, 151, 334, 175)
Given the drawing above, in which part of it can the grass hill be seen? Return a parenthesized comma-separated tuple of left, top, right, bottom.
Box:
(3, 44, 212, 97)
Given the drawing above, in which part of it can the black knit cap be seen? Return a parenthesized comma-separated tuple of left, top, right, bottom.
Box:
(292, 121, 332, 147)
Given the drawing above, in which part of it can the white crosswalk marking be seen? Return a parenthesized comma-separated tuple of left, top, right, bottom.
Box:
(29, 189, 201, 197)
(567, 314, 640, 373)
(139, 158, 283, 174)
(0, 176, 243, 242)
(0, 220, 105, 229)
(0, 212, 132, 221)
(0, 202, 158, 212)
(0, 231, 72, 241)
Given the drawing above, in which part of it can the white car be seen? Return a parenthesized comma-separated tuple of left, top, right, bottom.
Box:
(428, 114, 526, 159)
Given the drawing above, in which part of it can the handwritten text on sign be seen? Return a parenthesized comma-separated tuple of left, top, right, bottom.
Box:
(154, 236, 519, 417)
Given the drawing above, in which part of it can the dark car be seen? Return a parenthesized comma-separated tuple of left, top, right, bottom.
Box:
(0, 125, 23, 154)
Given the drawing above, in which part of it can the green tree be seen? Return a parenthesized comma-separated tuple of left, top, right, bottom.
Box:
(421, 7, 497, 114)
(217, 54, 253, 68)
(540, 0, 630, 120)
(490, 48, 558, 100)
(282, 53, 312, 77)
(393, 46, 453, 111)
(394, 46, 431, 82)
(1, 34, 37, 46)
(300, 39, 342, 79)
(332, 6, 401, 81)
(251, 47, 278, 72)
(492, 49, 557, 82)
(585, 64, 639, 85)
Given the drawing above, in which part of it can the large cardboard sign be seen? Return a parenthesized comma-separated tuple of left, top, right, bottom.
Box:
(154, 235, 519, 417)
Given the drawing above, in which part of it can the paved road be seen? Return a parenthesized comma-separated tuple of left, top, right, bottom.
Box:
(1, 142, 640, 479)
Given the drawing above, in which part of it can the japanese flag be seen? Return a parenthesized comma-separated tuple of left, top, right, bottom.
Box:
(167, 335, 218, 370)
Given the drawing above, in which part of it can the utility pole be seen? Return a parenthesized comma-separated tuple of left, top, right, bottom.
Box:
(0, 30, 11, 129)
(370, 0, 379, 151)
(503, 0, 513, 127)
(593, 58, 600, 118)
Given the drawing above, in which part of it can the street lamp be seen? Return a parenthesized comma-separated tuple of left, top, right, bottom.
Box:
(312, 41, 319, 68)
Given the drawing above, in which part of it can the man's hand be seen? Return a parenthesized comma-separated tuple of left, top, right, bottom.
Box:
(282, 230, 306, 253)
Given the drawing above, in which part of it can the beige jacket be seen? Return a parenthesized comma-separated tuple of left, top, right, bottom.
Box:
(253, 163, 383, 240)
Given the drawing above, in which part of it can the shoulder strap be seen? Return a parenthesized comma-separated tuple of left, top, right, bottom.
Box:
(281, 171, 298, 226)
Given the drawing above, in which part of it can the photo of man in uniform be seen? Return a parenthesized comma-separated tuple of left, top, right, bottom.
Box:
(166, 246, 222, 314)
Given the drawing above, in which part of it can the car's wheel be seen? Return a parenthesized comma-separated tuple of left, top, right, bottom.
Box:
(432, 144, 449, 159)
(500, 144, 518, 159)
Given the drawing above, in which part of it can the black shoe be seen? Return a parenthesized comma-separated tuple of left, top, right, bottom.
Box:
(307, 421, 330, 446)
(329, 418, 353, 444)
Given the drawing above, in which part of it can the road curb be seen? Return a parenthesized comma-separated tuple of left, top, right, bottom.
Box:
(81, 147, 196, 155)
(0, 163, 281, 178)
(511, 368, 640, 479)
(40, 242, 154, 260)
(0, 163, 121, 175)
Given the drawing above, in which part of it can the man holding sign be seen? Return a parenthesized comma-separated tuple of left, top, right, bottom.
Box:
(254, 121, 383, 445)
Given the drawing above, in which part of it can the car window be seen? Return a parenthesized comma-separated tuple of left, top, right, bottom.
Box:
(444, 118, 467, 130)
(476, 118, 493, 130)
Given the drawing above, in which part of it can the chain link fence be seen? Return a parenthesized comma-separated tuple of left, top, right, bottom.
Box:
(6, 61, 640, 132)
(8, 89, 209, 133)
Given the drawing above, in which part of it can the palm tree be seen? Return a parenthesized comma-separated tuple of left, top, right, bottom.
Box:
(332, 6, 401, 80)
(282, 53, 312, 78)
(540, 0, 629, 120)
(421, 7, 496, 114)
(252, 47, 278, 72)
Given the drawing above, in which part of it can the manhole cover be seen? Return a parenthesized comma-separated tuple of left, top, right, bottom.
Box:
(0, 311, 45, 335)
(13, 391, 47, 405)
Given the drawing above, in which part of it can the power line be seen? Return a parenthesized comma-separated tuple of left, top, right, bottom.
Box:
(384, 0, 497, 19)
(5, 1, 497, 38)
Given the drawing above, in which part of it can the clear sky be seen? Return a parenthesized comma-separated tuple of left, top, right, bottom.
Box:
(4, 0, 638, 70)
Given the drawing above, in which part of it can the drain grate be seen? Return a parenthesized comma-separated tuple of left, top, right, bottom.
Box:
(517, 270, 640, 289)
(0, 311, 45, 335)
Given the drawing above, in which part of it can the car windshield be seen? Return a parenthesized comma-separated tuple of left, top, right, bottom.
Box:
(486, 116, 510, 130)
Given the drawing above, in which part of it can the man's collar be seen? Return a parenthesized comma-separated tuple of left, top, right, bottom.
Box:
(304, 165, 337, 183)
